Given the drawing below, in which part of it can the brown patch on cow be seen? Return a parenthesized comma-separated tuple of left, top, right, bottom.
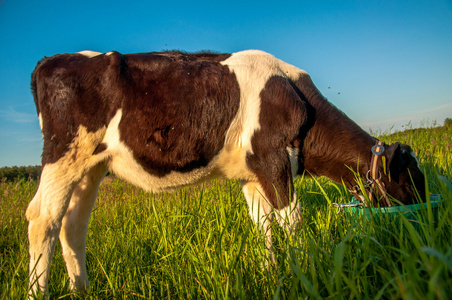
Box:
(31, 50, 236, 170)
(246, 76, 307, 208)
(117, 52, 240, 177)
(31, 52, 123, 165)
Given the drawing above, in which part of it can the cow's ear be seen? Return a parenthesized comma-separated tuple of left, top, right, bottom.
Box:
(385, 143, 402, 182)
(386, 143, 401, 167)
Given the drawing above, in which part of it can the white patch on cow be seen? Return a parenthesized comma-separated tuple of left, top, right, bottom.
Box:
(274, 194, 302, 232)
(287, 147, 299, 178)
(78, 50, 102, 58)
(38, 113, 43, 130)
(240, 180, 274, 258)
(215, 144, 257, 181)
(220, 50, 308, 155)
(38, 113, 44, 139)
(240, 179, 301, 261)
(105, 51, 114, 56)
(26, 124, 108, 222)
(241, 180, 272, 225)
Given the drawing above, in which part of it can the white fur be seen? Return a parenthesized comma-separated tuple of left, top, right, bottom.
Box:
(240, 180, 302, 262)
(102, 110, 256, 192)
(287, 147, 300, 178)
(241, 181, 273, 227)
(240, 180, 275, 259)
(220, 50, 307, 152)
(59, 164, 107, 290)
(78, 50, 102, 58)
(38, 113, 44, 140)
(274, 194, 302, 232)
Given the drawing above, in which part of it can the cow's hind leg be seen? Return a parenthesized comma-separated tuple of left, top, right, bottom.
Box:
(59, 163, 107, 291)
(26, 125, 107, 297)
(26, 163, 79, 297)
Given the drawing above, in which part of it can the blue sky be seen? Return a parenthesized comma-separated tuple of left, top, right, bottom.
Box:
(1, 0, 451, 167)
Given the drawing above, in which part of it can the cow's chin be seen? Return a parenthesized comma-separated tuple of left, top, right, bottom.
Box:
(385, 174, 425, 205)
(387, 184, 417, 205)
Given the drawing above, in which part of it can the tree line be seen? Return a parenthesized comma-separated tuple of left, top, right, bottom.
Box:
(0, 165, 42, 182)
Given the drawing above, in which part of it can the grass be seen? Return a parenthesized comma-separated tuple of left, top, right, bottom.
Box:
(1, 123, 451, 299)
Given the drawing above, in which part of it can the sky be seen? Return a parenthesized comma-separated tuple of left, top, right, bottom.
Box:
(0, 0, 451, 167)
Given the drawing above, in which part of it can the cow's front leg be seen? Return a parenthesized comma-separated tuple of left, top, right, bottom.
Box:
(240, 180, 275, 261)
(242, 144, 301, 261)
(240, 178, 301, 263)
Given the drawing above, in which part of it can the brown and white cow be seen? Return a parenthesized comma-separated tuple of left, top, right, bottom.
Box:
(26, 50, 425, 296)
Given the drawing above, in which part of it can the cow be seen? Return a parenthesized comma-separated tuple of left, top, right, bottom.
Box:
(26, 49, 425, 297)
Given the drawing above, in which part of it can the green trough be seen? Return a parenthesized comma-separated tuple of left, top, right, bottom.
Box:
(334, 195, 442, 225)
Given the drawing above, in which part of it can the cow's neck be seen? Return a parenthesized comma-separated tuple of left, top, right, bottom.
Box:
(300, 90, 375, 189)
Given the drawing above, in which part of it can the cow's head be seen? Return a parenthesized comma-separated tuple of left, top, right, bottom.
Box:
(378, 142, 425, 206)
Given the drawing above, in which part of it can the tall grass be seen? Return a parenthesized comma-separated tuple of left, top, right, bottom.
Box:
(1, 124, 451, 299)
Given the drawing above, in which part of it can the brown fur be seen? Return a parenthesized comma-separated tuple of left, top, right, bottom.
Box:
(290, 72, 425, 205)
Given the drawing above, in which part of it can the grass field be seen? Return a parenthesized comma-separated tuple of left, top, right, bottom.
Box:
(1, 124, 451, 299)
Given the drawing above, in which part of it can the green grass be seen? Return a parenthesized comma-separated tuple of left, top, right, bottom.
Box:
(1, 124, 451, 299)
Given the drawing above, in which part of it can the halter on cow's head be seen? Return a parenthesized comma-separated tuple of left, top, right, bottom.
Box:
(350, 140, 425, 207)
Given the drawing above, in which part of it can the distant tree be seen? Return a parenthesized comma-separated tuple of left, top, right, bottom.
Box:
(444, 118, 452, 127)
(0, 165, 42, 181)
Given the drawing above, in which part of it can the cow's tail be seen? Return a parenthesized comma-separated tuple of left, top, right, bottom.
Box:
(30, 58, 45, 121)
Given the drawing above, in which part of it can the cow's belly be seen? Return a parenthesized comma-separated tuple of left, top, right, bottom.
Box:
(108, 148, 220, 192)
(107, 141, 258, 193)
